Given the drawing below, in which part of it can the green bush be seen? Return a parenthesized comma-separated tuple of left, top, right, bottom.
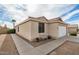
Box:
(7, 29, 16, 34)
(70, 33, 77, 36)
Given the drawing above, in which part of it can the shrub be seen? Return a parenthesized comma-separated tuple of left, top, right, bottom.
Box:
(47, 35, 52, 39)
(7, 29, 16, 34)
(36, 37, 40, 42)
(70, 33, 77, 36)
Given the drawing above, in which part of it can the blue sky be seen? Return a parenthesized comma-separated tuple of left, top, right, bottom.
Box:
(0, 4, 79, 28)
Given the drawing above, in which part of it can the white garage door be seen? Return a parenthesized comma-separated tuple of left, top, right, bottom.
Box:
(58, 26, 66, 37)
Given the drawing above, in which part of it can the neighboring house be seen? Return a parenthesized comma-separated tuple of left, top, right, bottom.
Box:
(67, 24, 78, 35)
(0, 25, 8, 34)
(15, 16, 67, 42)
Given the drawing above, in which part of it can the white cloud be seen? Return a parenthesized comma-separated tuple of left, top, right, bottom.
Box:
(27, 4, 38, 13)
(4, 4, 74, 19)
(62, 10, 79, 21)
(0, 4, 76, 28)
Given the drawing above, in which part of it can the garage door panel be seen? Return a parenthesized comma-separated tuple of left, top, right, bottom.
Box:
(58, 26, 66, 37)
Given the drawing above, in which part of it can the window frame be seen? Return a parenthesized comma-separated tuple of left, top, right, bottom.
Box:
(38, 22, 45, 33)
(18, 26, 19, 32)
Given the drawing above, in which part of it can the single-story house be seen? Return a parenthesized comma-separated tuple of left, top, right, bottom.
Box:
(67, 24, 78, 35)
(0, 25, 8, 34)
(15, 16, 67, 42)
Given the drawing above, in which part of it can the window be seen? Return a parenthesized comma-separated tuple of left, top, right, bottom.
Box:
(18, 26, 19, 32)
(38, 23, 45, 33)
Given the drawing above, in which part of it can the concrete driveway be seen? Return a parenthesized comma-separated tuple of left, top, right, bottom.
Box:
(49, 35, 79, 55)
(49, 41, 79, 55)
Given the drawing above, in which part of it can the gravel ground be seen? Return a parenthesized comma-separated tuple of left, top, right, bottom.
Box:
(30, 39, 54, 47)
(0, 34, 19, 55)
(49, 41, 79, 55)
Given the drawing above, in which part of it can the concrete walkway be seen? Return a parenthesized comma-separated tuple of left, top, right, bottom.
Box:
(11, 34, 67, 55)
(26, 37, 67, 55)
(0, 34, 6, 48)
(11, 34, 34, 55)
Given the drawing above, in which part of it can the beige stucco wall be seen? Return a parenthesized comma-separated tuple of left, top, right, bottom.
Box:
(48, 23, 67, 39)
(31, 21, 48, 41)
(16, 21, 48, 41)
(15, 21, 32, 41)
(48, 23, 58, 39)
